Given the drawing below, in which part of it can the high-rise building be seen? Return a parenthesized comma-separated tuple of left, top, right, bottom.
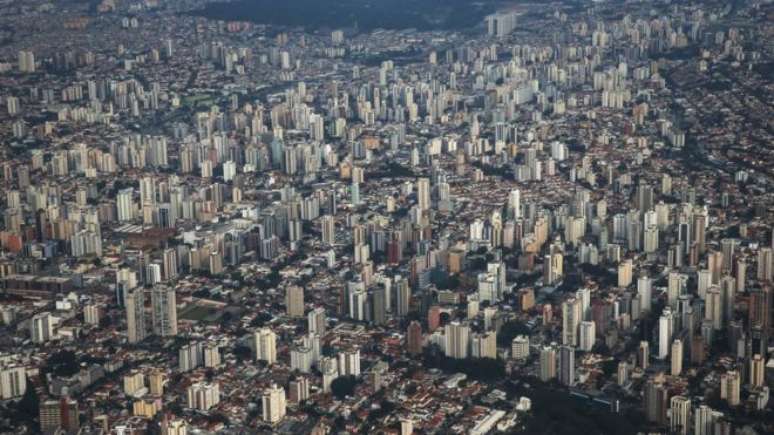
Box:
(720, 370, 740, 406)
(126, 289, 147, 343)
(161, 418, 187, 435)
(694, 405, 724, 435)
(396, 278, 411, 318)
(39, 400, 61, 434)
(705, 286, 722, 330)
(116, 188, 134, 222)
(401, 418, 414, 435)
(644, 378, 668, 424)
(31, 312, 53, 344)
(285, 286, 304, 318)
(416, 177, 430, 211)
(261, 384, 287, 424)
(84, 303, 100, 326)
(254, 327, 277, 365)
(748, 287, 770, 330)
(486, 12, 517, 37)
(667, 272, 687, 308)
(638, 341, 649, 369)
(290, 346, 313, 373)
(559, 345, 575, 387)
(204, 342, 221, 368)
(123, 370, 145, 396)
(321, 215, 335, 245)
(338, 348, 361, 376)
(187, 382, 220, 411)
(0, 366, 27, 399)
(444, 322, 470, 359)
(543, 252, 563, 285)
(511, 335, 530, 359)
(508, 188, 521, 219)
(637, 275, 652, 313)
(151, 285, 177, 337)
(669, 395, 691, 435)
(758, 247, 773, 282)
(288, 376, 310, 403)
(470, 331, 497, 359)
(671, 339, 683, 376)
(148, 370, 165, 396)
(562, 297, 581, 347)
(179, 342, 204, 372)
(321, 357, 339, 393)
(163, 248, 178, 280)
(39, 398, 78, 435)
(18, 50, 35, 73)
(407, 321, 423, 355)
(736, 258, 747, 293)
(658, 307, 674, 359)
(307, 307, 326, 335)
(617, 361, 629, 386)
(539, 344, 557, 382)
(693, 212, 707, 255)
(750, 354, 765, 387)
(617, 260, 633, 287)
(579, 321, 596, 352)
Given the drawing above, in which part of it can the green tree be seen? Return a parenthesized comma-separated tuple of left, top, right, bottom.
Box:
(497, 320, 530, 347)
(44, 350, 79, 377)
(330, 375, 358, 400)
(16, 379, 39, 429)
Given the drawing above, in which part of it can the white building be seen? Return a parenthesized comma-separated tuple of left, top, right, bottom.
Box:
(187, 382, 220, 411)
(261, 384, 287, 424)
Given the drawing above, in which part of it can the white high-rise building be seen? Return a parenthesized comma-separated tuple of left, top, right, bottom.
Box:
(307, 307, 326, 335)
(0, 366, 27, 399)
(637, 275, 652, 313)
(321, 357, 339, 393)
(186, 382, 220, 411)
(444, 322, 470, 359)
(222, 161, 237, 182)
(261, 384, 287, 424)
(18, 50, 35, 73)
(31, 312, 54, 344)
(508, 188, 521, 219)
(416, 177, 430, 211)
(338, 348, 361, 377)
(84, 303, 100, 325)
(203, 342, 221, 368)
(179, 342, 204, 372)
(658, 307, 674, 359)
(470, 331, 497, 359)
(254, 327, 277, 365)
(486, 12, 517, 38)
(670, 395, 691, 435)
(539, 345, 557, 381)
(579, 321, 596, 352)
(562, 298, 581, 347)
(694, 405, 723, 435)
(290, 346, 313, 373)
(117, 188, 134, 222)
(511, 335, 529, 359)
(671, 339, 683, 376)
